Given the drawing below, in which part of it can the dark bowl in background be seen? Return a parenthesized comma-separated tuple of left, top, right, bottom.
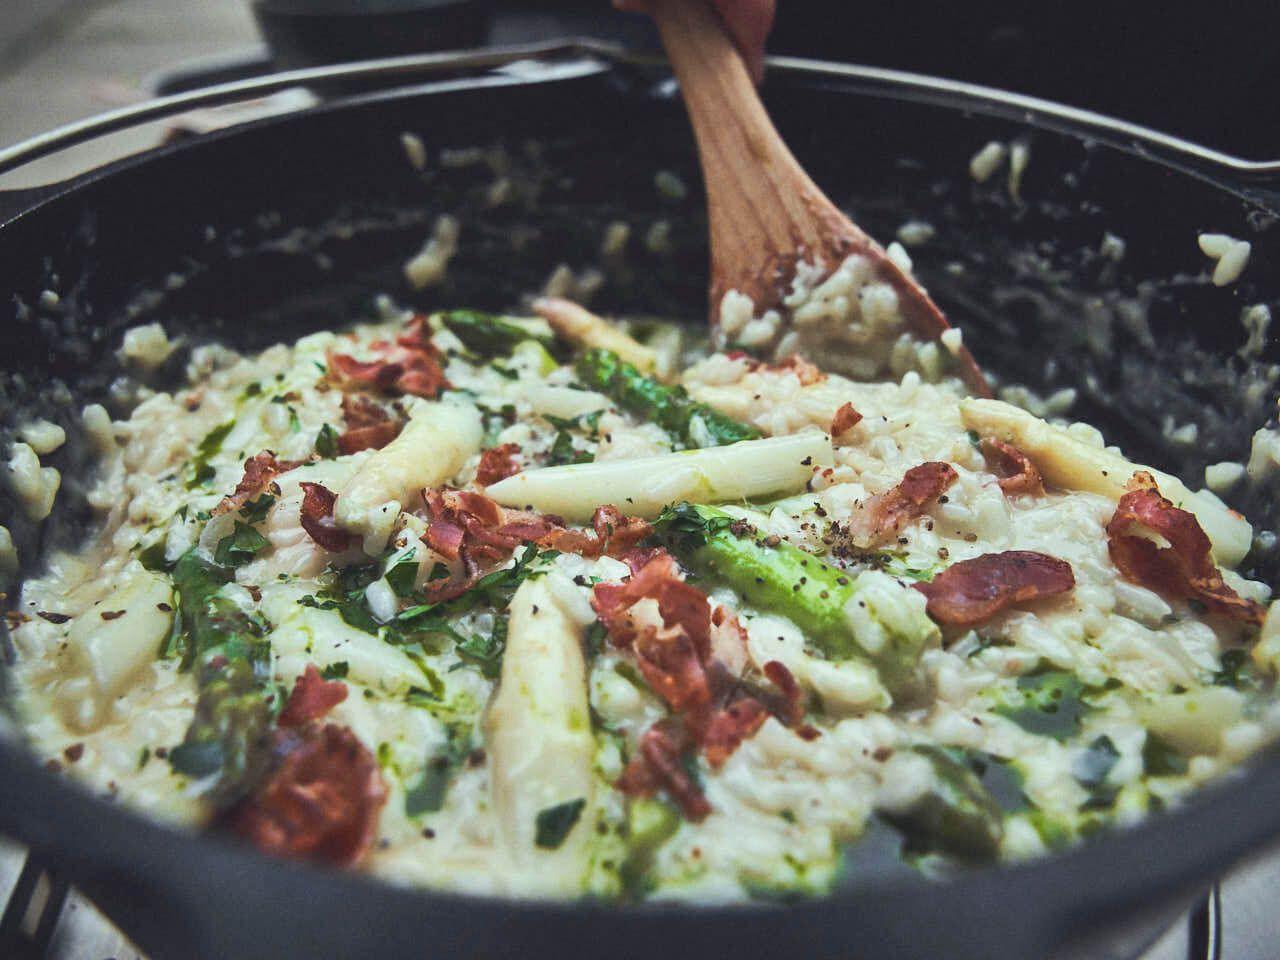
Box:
(252, 0, 488, 69)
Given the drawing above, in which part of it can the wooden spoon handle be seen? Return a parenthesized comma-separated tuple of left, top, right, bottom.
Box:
(652, 0, 989, 396)
(650, 0, 870, 308)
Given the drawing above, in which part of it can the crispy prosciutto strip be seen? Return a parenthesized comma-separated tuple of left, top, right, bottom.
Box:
(327, 315, 449, 399)
(476, 443, 523, 487)
(299, 482, 351, 552)
(1107, 472, 1265, 625)
(848, 461, 958, 548)
(616, 723, 712, 822)
(338, 395, 401, 455)
(278, 664, 348, 728)
(830, 402, 863, 438)
(594, 553, 806, 818)
(223, 723, 387, 867)
(421, 489, 651, 563)
(980, 437, 1044, 497)
(724, 351, 827, 385)
(700, 699, 768, 769)
(914, 551, 1075, 627)
(212, 452, 299, 517)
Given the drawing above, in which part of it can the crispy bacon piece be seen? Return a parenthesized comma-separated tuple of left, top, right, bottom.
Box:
(278, 664, 348, 728)
(830, 402, 863, 438)
(850, 461, 958, 547)
(773, 355, 826, 385)
(595, 557, 810, 814)
(616, 724, 711, 822)
(327, 353, 404, 392)
(761, 660, 805, 727)
(338, 395, 401, 455)
(224, 723, 387, 867)
(422, 488, 651, 567)
(724, 352, 826, 385)
(540, 505, 653, 559)
(327, 316, 449, 400)
(1107, 473, 1265, 625)
(212, 452, 298, 517)
(476, 443, 523, 487)
(299, 482, 351, 552)
(702, 699, 768, 768)
(914, 550, 1075, 627)
(980, 437, 1044, 497)
(592, 552, 712, 660)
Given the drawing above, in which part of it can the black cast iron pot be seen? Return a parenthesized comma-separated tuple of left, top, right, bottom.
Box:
(1, 42, 1279, 960)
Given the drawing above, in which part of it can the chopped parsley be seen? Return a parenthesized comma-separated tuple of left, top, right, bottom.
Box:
(535, 798, 587, 849)
(404, 724, 471, 817)
(321, 661, 350, 681)
(314, 423, 340, 458)
(238, 493, 276, 525)
(213, 522, 270, 567)
(186, 421, 234, 490)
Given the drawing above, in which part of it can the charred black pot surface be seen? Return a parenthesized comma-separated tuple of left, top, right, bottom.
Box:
(1, 62, 1278, 960)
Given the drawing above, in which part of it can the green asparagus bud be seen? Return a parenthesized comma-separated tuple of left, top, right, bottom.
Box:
(576, 348, 760, 448)
(885, 746, 1005, 861)
(168, 549, 274, 803)
(435, 309, 561, 358)
(653, 504, 935, 691)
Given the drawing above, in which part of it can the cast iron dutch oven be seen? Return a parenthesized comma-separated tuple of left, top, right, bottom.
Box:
(1, 42, 1279, 960)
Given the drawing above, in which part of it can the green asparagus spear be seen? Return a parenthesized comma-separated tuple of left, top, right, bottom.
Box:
(575, 348, 760, 448)
(435, 309, 562, 359)
(884, 745, 1005, 861)
(167, 549, 275, 803)
(653, 504, 935, 691)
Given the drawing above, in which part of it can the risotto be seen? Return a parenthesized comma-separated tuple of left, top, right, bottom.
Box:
(6, 279, 1279, 902)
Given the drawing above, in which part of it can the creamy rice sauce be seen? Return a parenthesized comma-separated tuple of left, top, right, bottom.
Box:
(8, 283, 1280, 902)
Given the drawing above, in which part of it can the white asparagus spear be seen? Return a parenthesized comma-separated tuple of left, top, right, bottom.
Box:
(486, 430, 833, 522)
(486, 573, 596, 897)
(335, 399, 482, 554)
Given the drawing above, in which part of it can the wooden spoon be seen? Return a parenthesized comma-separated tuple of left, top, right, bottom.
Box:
(650, 0, 989, 395)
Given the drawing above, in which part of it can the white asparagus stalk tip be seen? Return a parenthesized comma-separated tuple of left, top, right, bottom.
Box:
(533, 296, 660, 375)
(960, 398, 1251, 566)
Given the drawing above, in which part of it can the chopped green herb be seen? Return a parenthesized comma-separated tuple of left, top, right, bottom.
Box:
(186, 421, 235, 490)
(1142, 733, 1189, 777)
(321, 661, 350, 681)
(214, 522, 270, 567)
(315, 423, 340, 458)
(535, 798, 587, 849)
(238, 493, 276, 525)
(385, 550, 419, 597)
(993, 667, 1094, 740)
(404, 724, 471, 816)
(584, 621, 608, 658)
(138, 540, 171, 573)
(138, 747, 151, 769)
(456, 617, 507, 679)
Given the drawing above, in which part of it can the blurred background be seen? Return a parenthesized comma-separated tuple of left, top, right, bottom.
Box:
(2, 0, 1279, 188)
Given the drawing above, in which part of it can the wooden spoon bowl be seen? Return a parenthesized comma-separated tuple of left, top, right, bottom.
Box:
(651, 0, 988, 395)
